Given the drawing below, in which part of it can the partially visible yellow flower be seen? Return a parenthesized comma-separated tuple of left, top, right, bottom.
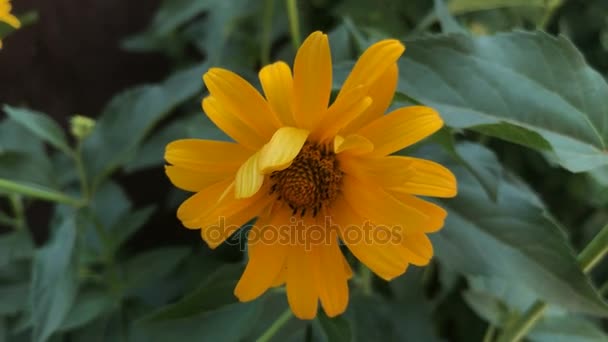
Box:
(165, 31, 457, 319)
(0, 0, 20, 49)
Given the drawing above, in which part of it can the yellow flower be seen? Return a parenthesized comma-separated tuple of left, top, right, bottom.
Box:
(165, 31, 457, 319)
(0, 0, 20, 49)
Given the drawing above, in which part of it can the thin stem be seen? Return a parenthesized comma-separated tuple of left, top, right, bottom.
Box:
(9, 194, 25, 230)
(578, 223, 608, 273)
(286, 0, 301, 50)
(257, 308, 293, 342)
(261, 0, 275, 65)
(497, 223, 608, 342)
(360, 265, 373, 295)
(482, 324, 496, 342)
(73, 142, 90, 202)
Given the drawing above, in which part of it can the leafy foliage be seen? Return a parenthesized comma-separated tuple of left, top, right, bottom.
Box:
(1, 0, 608, 341)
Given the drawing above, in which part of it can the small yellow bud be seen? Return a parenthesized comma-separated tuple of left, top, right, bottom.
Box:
(70, 115, 96, 140)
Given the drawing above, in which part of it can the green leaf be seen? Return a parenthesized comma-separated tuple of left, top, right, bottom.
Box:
(59, 289, 115, 331)
(0, 283, 28, 315)
(399, 31, 608, 172)
(133, 264, 259, 342)
(123, 247, 191, 291)
(82, 63, 208, 187)
(0, 229, 34, 268)
(429, 143, 608, 316)
(0, 178, 81, 206)
(3, 106, 71, 155)
(529, 316, 608, 342)
(318, 311, 352, 342)
(30, 215, 79, 342)
(108, 206, 156, 254)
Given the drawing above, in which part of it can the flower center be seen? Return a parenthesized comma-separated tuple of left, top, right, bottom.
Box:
(270, 141, 343, 217)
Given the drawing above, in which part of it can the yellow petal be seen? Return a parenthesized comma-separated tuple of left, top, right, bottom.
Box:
(177, 179, 234, 228)
(258, 127, 309, 173)
(334, 134, 374, 155)
(389, 192, 447, 233)
(342, 175, 435, 233)
(293, 31, 332, 131)
(199, 184, 274, 249)
(202, 96, 267, 150)
(235, 208, 290, 301)
(358, 106, 443, 156)
(287, 245, 319, 319)
(203, 68, 280, 139)
(343, 63, 398, 133)
(165, 165, 233, 192)
(315, 238, 349, 317)
(338, 40, 404, 98)
(391, 157, 457, 198)
(401, 232, 434, 266)
(316, 86, 372, 140)
(339, 155, 416, 189)
(259, 61, 296, 126)
(330, 198, 409, 280)
(165, 139, 250, 171)
(235, 152, 264, 199)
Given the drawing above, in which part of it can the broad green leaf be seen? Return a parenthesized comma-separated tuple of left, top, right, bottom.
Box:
(0, 229, 34, 268)
(3, 106, 71, 155)
(399, 31, 608, 172)
(0, 119, 55, 187)
(429, 143, 608, 316)
(123, 247, 191, 291)
(0, 179, 81, 206)
(82, 62, 208, 187)
(59, 289, 115, 331)
(462, 289, 510, 326)
(30, 215, 79, 342)
(0, 282, 28, 315)
(108, 206, 156, 254)
(530, 316, 608, 342)
(318, 311, 352, 342)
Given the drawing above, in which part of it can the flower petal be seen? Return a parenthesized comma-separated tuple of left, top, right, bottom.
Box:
(165, 166, 233, 192)
(391, 157, 457, 198)
(1, 13, 20, 29)
(389, 192, 447, 233)
(330, 198, 410, 280)
(235, 152, 264, 199)
(401, 232, 434, 266)
(165, 139, 250, 170)
(177, 179, 234, 228)
(316, 86, 372, 140)
(342, 175, 436, 233)
(287, 245, 319, 320)
(293, 31, 332, 131)
(235, 208, 290, 301)
(343, 63, 398, 133)
(258, 127, 309, 173)
(199, 184, 274, 249)
(334, 134, 374, 155)
(338, 40, 404, 98)
(203, 68, 280, 139)
(259, 61, 296, 126)
(202, 96, 267, 150)
(358, 106, 443, 156)
(339, 155, 416, 189)
(314, 238, 349, 317)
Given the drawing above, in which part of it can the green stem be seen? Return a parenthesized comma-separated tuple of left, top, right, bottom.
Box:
(257, 308, 293, 342)
(578, 223, 608, 273)
(286, 0, 301, 50)
(9, 194, 25, 230)
(360, 265, 373, 295)
(497, 223, 608, 342)
(0, 178, 83, 207)
(261, 0, 275, 65)
(73, 143, 90, 202)
(482, 324, 497, 342)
